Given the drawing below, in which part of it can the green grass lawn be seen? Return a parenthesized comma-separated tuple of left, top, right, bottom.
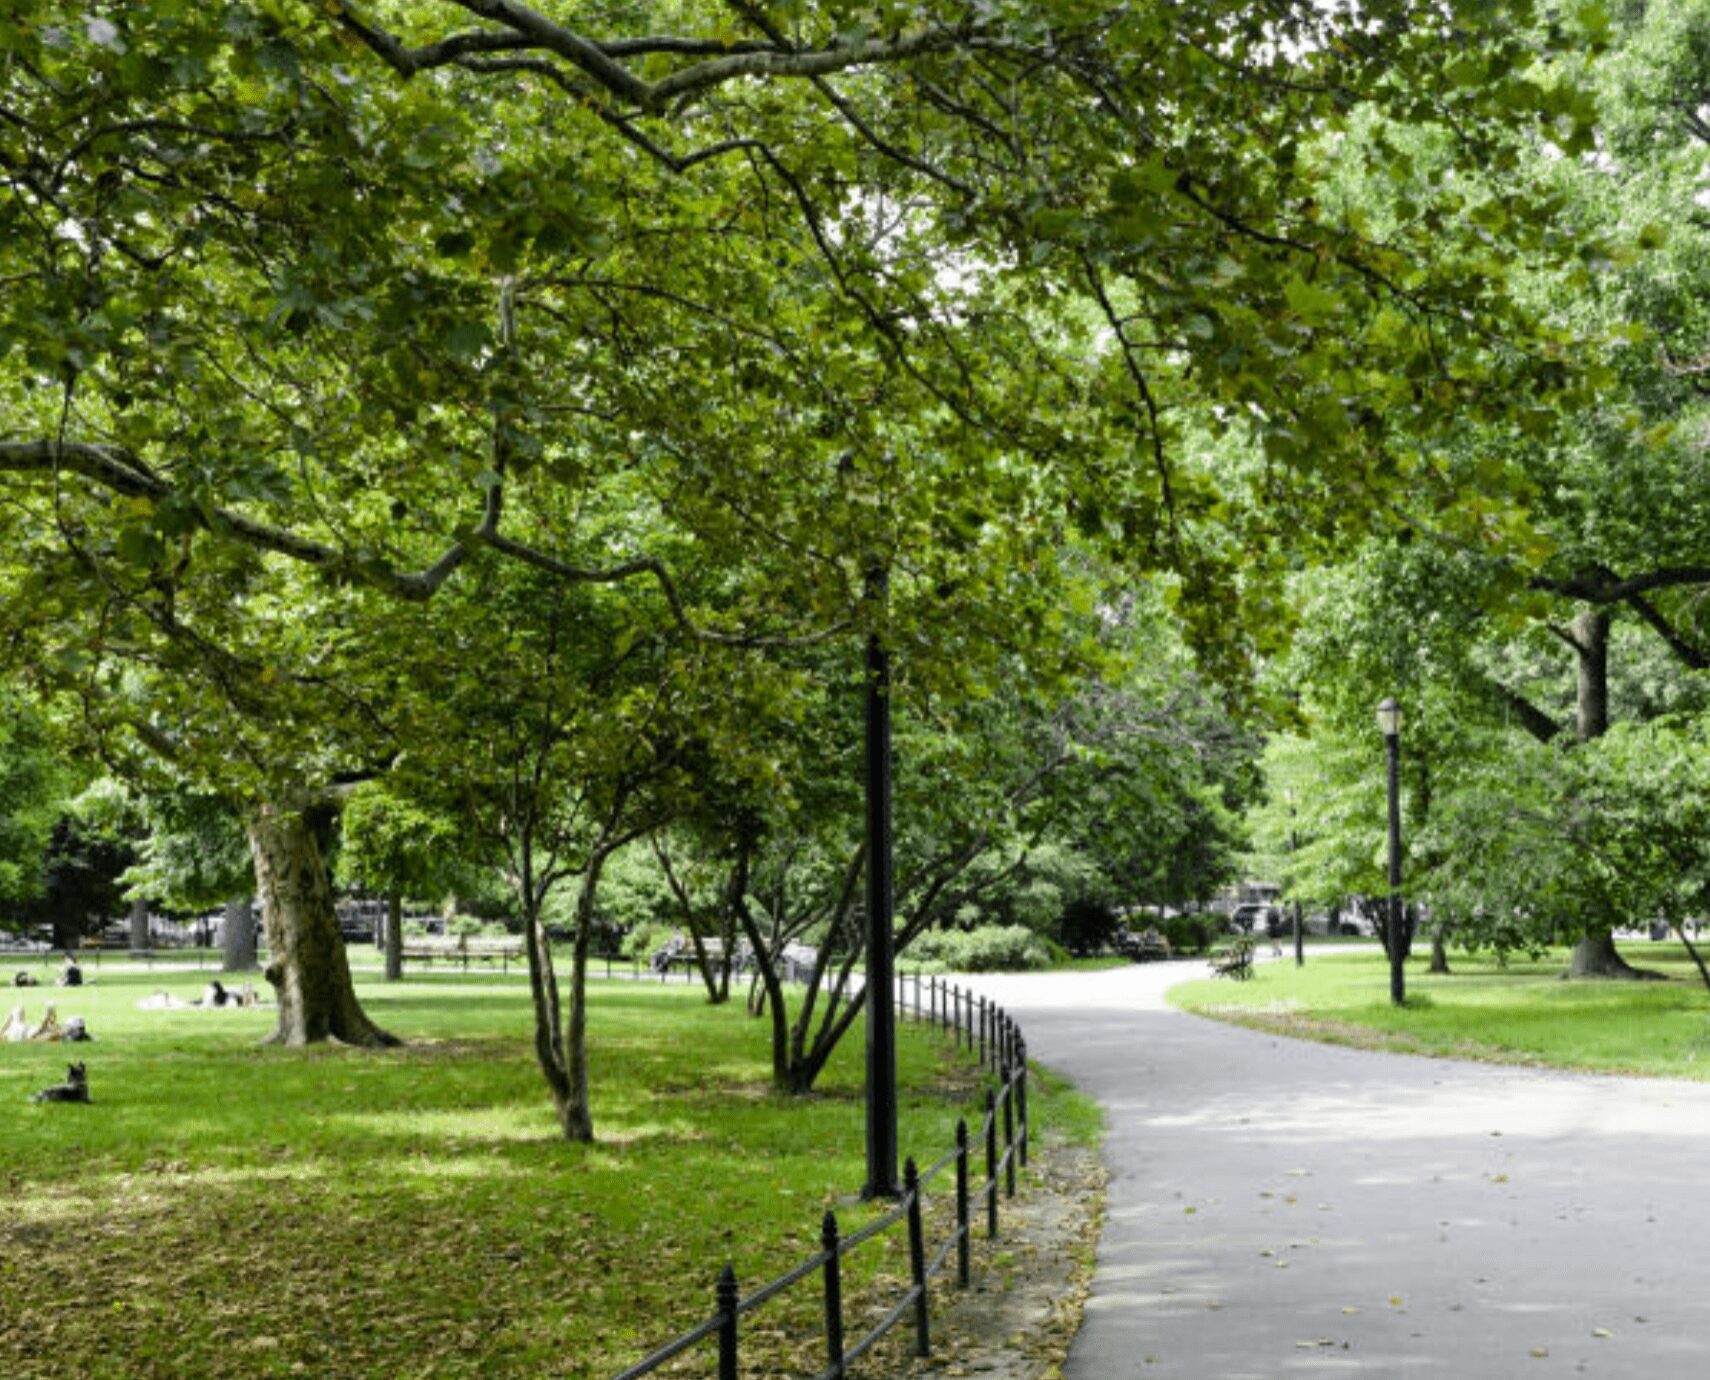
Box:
(1, 961, 1096, 1380)
(1171, 942, 1710, 1078)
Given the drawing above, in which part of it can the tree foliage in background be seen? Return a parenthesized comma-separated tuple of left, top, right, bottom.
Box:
(0, 690, 67, 923)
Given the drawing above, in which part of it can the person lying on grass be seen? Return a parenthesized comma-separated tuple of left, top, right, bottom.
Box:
(136, 980, 265, 1011)
(0, 1005, 89, 1041)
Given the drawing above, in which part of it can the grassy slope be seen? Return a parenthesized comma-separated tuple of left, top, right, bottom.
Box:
(0, 960, 1096, 1380)
(1171, 944, 1710, 1078)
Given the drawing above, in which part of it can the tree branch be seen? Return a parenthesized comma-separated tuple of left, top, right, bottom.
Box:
(1625, 591, 1710, 671)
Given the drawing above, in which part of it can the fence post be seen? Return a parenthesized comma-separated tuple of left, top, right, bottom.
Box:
(977, 997, 987, 1067)
(905, 1157, 931, 1357)
(1002, 1067, 1016, 1199)
(984, 1089, 999, 1239)
(955, 1118, 971, 1288)
(1017, 1039, 1030, 1168)
(717, 1263, 739, 1380)
(822, 1210, 845, 1377)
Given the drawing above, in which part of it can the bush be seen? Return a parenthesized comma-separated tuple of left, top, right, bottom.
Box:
(622, 920, 679, 962)
(1162, 914, 1216, 956)
(903, 924, 1052, 973)
(1057, 896, 1118, 954)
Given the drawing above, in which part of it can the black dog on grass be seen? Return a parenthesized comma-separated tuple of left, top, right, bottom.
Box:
(29, 1062, 89, 1103)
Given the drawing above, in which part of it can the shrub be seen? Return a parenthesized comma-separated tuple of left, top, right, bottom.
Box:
(621, 920, 679, 962)
(1057, 896, 1118, 954)
(903, 924, 1051, 973)
(1162, 914, 1216, 956)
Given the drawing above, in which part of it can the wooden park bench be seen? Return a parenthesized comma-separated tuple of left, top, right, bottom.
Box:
(652, 935, 752, 977)
(399, 934, 524, 972)
(1209, 937, 1255, 981)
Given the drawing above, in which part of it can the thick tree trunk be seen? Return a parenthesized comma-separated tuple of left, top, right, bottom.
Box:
(1562, 610, 1661, 980)
(127, 896, 149, 952)
(221, 895, 257, 972)
(246, 804, 398, 1047)
(383, 891, 403, 982)
(1574, 609, 1610, 743)
(1565, 928, 1666, 981)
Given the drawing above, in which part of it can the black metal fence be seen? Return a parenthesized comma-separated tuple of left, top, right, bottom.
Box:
(616, 973, 1030, 1380)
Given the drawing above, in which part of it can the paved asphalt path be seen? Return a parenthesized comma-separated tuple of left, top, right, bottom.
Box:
(963, 959, 1710, 1379)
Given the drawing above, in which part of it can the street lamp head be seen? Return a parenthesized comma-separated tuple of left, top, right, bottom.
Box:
(1376, 697, 1403, 738)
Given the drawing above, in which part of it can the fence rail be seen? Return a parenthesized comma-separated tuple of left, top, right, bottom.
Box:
(616, 972, 1029, 1379)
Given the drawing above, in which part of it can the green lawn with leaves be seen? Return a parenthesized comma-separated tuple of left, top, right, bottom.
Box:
(0, 960, 1096, 1380)
(1172, 943, 1710, 1078)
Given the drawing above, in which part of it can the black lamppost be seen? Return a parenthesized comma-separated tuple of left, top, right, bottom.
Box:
(863, 572, 899, 1199)
(1286, 790, 1304, 969)
(1377, 697, 1405, 1007)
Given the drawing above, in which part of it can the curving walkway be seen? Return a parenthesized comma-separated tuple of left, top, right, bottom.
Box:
(965, 960, 1710, 1378)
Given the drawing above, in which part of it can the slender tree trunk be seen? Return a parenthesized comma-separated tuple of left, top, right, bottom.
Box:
(128, 896, 149, 952)
(384, 891, 403, 982)
(521, 891, 575, 1132)
(1672, 923, 1710, 997)
(732, 861, 798, 1091)
(246, 803, 397, 1047)
(221, 895, 257, 972)
(561, 853, 609, 1142)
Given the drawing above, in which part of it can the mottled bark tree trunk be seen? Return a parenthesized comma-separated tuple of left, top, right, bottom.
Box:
(1565, 929, 1664, 980)
(128, 896, 149, 952)
(221, 895, 257, 972)
(1562, 610, 1660, 980)
(246, 803, 397, 1047)
(384, 891, 403, 982)
(1428, 917, 1451, 975)
(1574, 609, 1609, 744)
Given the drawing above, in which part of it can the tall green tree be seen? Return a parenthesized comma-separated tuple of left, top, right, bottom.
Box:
(0, 0, 1611, 1049)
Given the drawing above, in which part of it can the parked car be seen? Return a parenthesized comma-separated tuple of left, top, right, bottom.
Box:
(1113, 928, 1171, 962)
(1229, 903, 1278, 934)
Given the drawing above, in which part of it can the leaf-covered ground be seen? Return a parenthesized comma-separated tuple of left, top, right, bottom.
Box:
(0, 959, 1096, 1379)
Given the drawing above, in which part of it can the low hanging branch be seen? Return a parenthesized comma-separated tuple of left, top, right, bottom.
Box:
(0, 439, 837, 648)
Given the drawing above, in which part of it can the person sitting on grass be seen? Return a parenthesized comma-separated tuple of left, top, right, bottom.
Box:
(57, 955, 82, 988)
